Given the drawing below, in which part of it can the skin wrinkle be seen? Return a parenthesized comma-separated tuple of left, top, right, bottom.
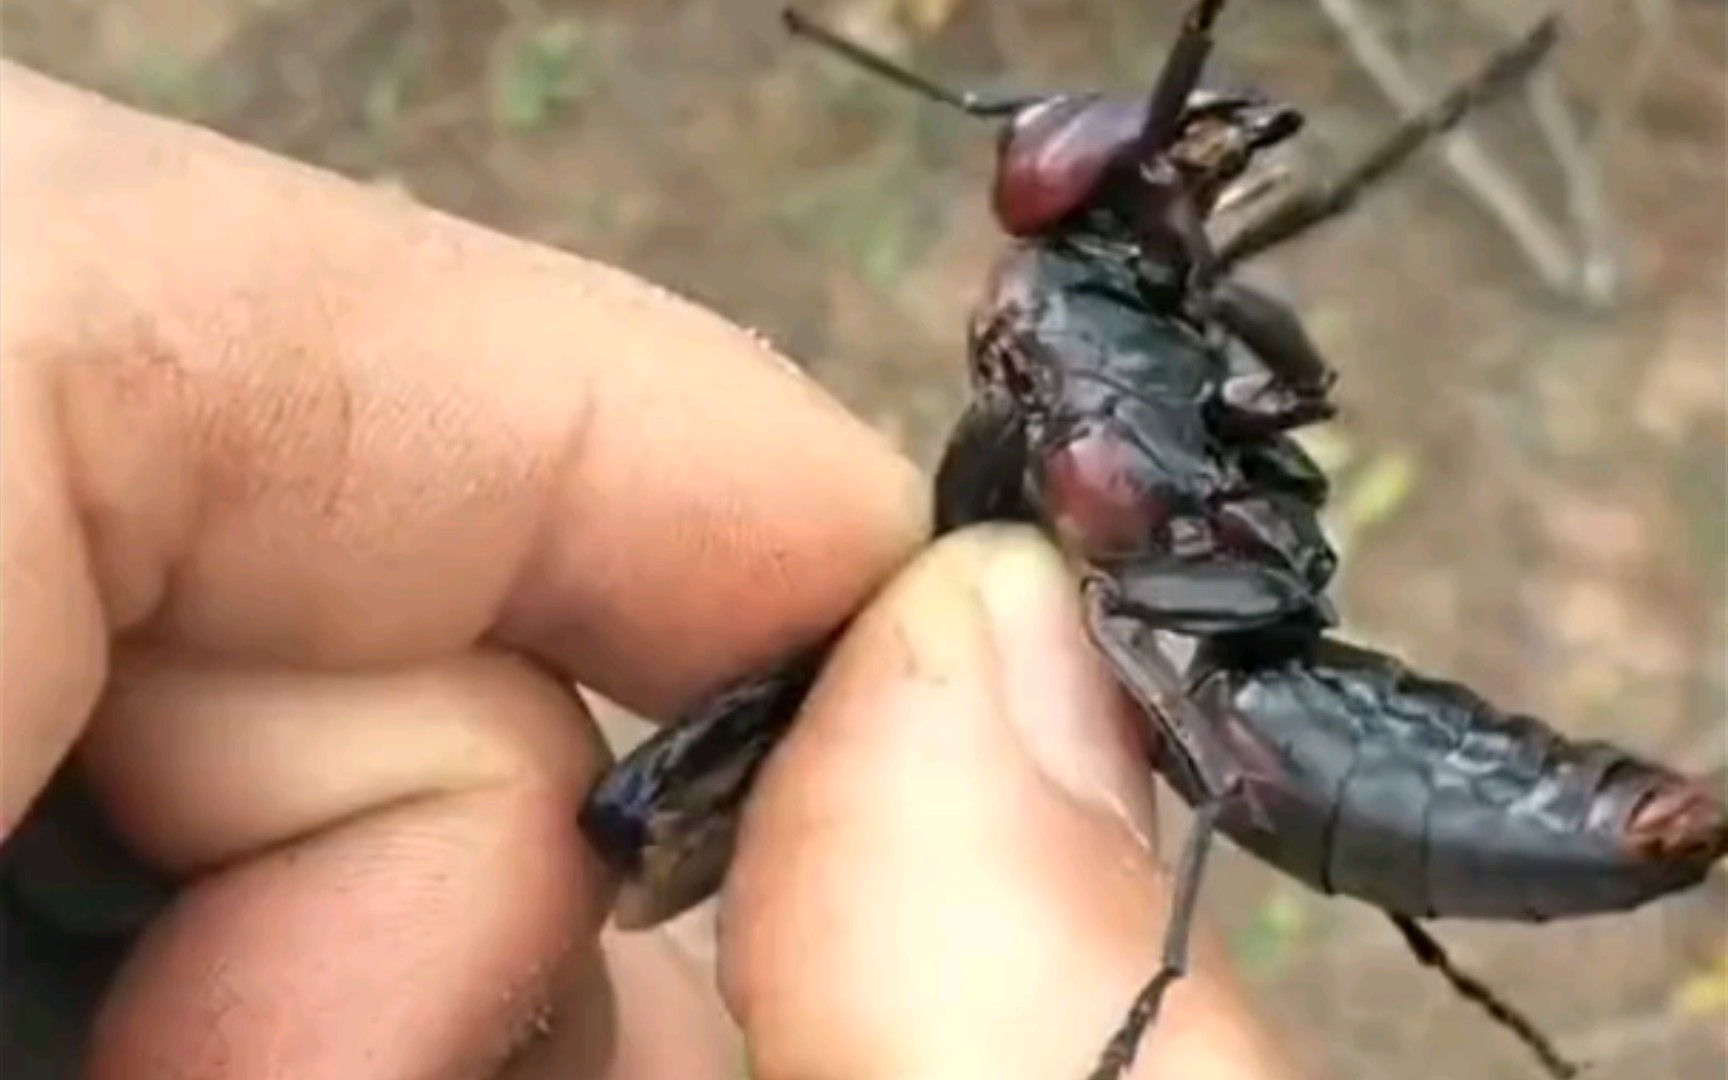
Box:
(156, 269, 565, 662)
(485, 273, 921, 713)
(78, 648, 604, 875)
(49, 230, 339, 647)
(0, 357, 112, 836)
(14, 202, 207, 632)
(84, 785, 596, 1080)
(489, 390, 645, 685)
(16, 63, 576, 664)
(490, 381, 600, 663)
(312, 343, 356, 525)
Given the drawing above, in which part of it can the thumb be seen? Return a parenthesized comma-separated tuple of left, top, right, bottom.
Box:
(718, 526, 1292, 1080)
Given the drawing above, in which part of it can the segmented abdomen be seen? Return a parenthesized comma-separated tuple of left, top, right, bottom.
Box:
(1186, 637, 1727, 920)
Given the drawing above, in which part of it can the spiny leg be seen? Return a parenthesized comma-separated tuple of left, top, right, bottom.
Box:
(943, 386, 1275, 1079)
(782, 7, 1039, 118)
(1079, 578, 1274, 1074)
(1210, 278, 1338, 400)
(1081, 576, 1257, 806)
(1389, 916, 1581, 1080)
(1087, 792, 1229, 1080)
(1213, 14, 1560, 271)
(933, 388, 1033, 535)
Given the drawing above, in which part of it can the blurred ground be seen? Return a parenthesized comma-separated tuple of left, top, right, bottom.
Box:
(3, 0, 1724, 1077)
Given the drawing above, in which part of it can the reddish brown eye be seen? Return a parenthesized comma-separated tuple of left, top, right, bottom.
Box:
(991, 95, 1144, 237)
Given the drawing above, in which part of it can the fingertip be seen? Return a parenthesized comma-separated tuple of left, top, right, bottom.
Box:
(804, 523, 1158, 845)
(719, 525, 1289, 1080)
(86, 786, 602, 1080)
(973, 529, 1162, 851)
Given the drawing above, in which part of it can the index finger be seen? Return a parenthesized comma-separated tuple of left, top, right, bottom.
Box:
(2, 64, 926, 823)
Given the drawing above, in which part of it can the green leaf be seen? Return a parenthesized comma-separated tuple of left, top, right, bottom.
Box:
(128, 46, 209, 118)
(1339, 448, 1420, 536)
(857, 200, 914, 289)
(495, 17, 591, 131)
(1675, 940, 1728, 1016)
(364, 40, 421, 134)
(1230, 888, 1310, 979)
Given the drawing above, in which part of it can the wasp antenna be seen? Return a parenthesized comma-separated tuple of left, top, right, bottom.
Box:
(1137, 0, 1231, 159)
(782, 6, 1035, 118)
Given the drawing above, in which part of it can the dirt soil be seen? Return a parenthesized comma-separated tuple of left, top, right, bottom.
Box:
(4, 1, 1724, 1077)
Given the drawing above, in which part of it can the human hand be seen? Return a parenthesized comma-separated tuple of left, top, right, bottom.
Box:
(1, 62, 1291, 1079)
(1, 58, 918, 1079)
(718, 526, 1295, 1080)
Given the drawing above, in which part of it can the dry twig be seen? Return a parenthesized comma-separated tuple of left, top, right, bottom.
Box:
(1312, 0, 1598, 302)
(1527, 69, 1621, 304)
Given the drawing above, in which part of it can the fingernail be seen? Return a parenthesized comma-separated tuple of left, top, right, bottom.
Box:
(976, 530, 1160, 848)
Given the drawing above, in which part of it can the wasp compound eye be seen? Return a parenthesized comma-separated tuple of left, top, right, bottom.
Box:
(991, 95, 1140, 236)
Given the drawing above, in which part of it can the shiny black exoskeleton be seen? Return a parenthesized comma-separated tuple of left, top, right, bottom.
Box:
(581, 6, 1728, 1079)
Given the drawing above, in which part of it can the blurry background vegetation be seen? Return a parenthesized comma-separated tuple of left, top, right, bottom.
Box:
(3, 0, 1723, 1076)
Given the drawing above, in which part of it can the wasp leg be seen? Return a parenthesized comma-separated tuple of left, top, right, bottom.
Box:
(1081, 576, 1258, 804)
(1214, 15, 1560, 270)
(1234, 432, 1332, 508)
(936, 399, 1245, 1078)
(1077, 556, 1341, 1077)
(1090, 551, 1336, 640)
(1077, 468, 1343, 799)
(580, 642, 833, 928)
(934, 388, 1034, 535)
(940, 399, 1262, 1076)
(1390, 916, 1580, 1080)
(1210, 278, 1337, 407)
(1087, 792, 1230, 1080)
(1079, 565, 1288, 1079)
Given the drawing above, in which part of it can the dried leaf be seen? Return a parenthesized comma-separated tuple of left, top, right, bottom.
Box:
(898, 0, 970, 35)
(495, 16, 591, 131)
(1674, 943, 1728, 1016)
